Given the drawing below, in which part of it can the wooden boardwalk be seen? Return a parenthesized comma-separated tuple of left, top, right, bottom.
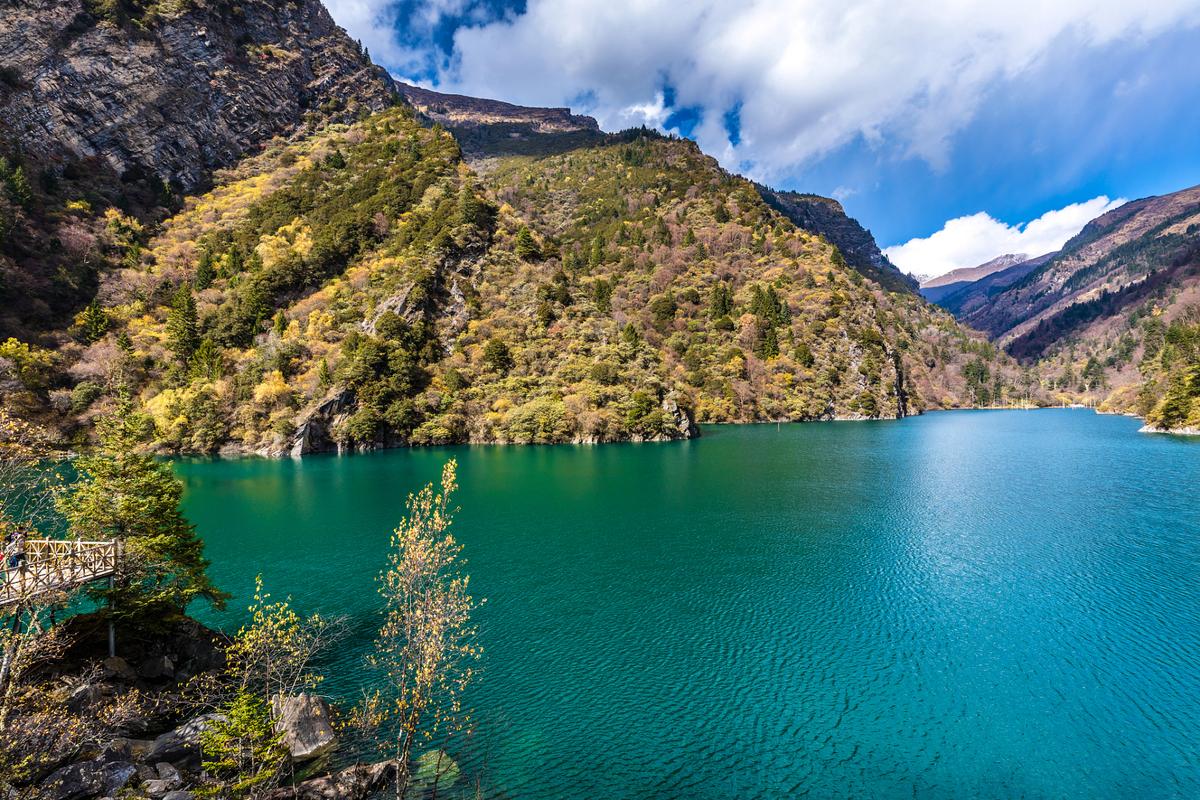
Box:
(0, 539, 120, 610)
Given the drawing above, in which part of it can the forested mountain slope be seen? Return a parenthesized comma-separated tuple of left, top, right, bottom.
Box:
(0, 0, 396, 336)
(0, 1, 1044, 455)
(931, 185, 1200, 431)
(24, 107, 1032, 455)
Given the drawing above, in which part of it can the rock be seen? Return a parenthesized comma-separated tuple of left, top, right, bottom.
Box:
(271, 693, 337, 761)
(264, 761, 395, 800)
(661, 393, 699, 439)
(144, 763, 183, 797)
(144, 779, 179, 798)
(138, 655, 174, 680)
(285, 390, 355, 457)
(0, 0, 397, 195)
(67, 682, 103, 713)
(101, 657, 136, 682)
(40, 760, 136, 800)
(155, 763, 181, 783)
(162, 793, 195, 800)
(145, 714, 225, 769)
(99, 738, 154, 764)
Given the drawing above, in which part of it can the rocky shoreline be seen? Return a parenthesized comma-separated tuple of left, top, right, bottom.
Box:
(7, 615, 395, 800)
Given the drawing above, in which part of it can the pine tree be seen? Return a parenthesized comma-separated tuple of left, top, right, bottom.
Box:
(166, 284, 199, 363)
(195, 249, 215, 290)
(57, 403, 227, 622)
(79, 299, 109, 343)
(588, 236, 605, 269)
(515, 226, 540, 261)
(7, 165, 31, 209)
(709, 281, 733, 319)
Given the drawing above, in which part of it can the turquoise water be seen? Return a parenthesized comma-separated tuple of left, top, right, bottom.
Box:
(177, 410, 1200, 799)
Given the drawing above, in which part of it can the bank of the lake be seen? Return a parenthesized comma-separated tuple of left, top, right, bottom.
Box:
(178, 409, 1200, 799)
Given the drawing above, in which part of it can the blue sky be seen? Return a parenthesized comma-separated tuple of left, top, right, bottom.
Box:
(326, 0, 1200, 276)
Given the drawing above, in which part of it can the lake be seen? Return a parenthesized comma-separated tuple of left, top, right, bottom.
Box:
(176, 409, 1200, 799)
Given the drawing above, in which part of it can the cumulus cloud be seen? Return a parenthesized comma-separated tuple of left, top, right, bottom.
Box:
(401, 0, 1200, 180)
(882, 196, 1127, 278)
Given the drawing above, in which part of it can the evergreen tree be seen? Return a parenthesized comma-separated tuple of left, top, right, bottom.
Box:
(318, 358, 333, 390)
(482, 338, 513, 374)
(588, 236, 605, 269)
(167, 284, 200, 363)
(195, 249, 216, 290)
(79, 299, 109, 343)
(7, 165, 31, 209)
(709, 281, 733, 319)
(191, 337, 223, 381)
(515, 226, 540, 261)
(58, 404, 227, 622)
(592, 279, 613, 313)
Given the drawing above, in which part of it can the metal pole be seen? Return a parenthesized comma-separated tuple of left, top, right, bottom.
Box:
(107, 575, 115, 659)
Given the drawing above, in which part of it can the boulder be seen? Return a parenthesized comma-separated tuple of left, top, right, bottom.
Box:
(99, 738, 154, 764)
(40, 760, 136, 800)
(271, 694, 337, 761)
(101, 657, 136, 682)
(67, 682, 104, 713)
(144, 762, 183, 797)
(264, 761, 395, 800)
(145, 714, 225, 769)
(138, 655, 174, 680)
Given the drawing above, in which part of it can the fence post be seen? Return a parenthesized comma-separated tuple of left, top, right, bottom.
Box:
(107, 574, 115, 659)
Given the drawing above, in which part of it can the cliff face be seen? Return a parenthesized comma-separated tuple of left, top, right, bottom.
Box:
(0, 0, 397, 192)
(756, 189, 919, 294)
(0, 0, 398, 336)
(396, 81, 606, 159)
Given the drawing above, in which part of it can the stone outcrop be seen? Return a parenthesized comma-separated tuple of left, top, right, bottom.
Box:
(40, 759, 137, 800)
(661, 393, 699, 440)
(265, 761, 397, 800)
(282, 388, 355, 457)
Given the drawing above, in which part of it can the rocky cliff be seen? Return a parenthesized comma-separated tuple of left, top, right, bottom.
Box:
(0, 0, 398, 336)
(396, 81, 606, 159)
(756, 189, 920, 294)
(0, 0, 396, 192)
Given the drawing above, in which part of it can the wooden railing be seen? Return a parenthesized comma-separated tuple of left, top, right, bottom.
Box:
(0, 539, 120, 609)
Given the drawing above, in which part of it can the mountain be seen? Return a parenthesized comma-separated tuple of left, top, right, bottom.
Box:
(926, 252, 1056, 313)
(961, 188, 1200, 348)
(0, 0, 396, 336)
(757, 190, 920, 294)
(923, 185, 1200, 430)
(0, 0, 1041, 455)
(920, 253, 1034, 303)
(396, 81, 605, 158)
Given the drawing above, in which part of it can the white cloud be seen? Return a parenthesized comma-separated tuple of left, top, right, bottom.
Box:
(882, 196, 1127, 278)
(385, 0, 1200, 180)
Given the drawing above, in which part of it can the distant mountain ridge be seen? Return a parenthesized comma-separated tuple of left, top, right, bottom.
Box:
(396, 81, 606, 158)
(920, 252, 1052, 307)
(921, 253, 1031, 292)
(962, 185, 1200, 348)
